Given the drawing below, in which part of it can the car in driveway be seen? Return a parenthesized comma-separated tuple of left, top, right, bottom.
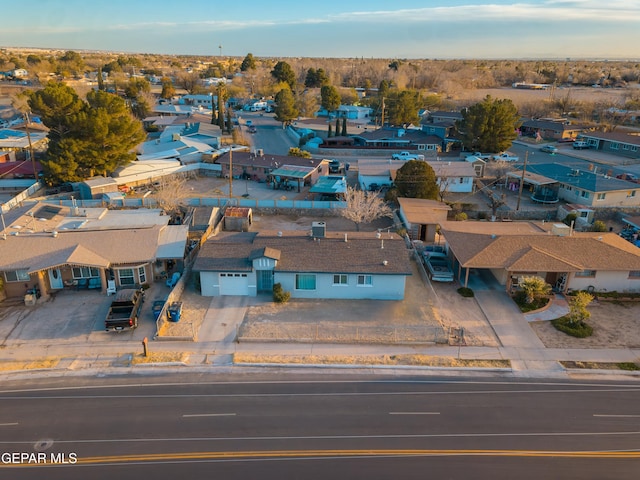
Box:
(573, 140, 589, 149)
(540, 144, 558, 154)
(424, 252, 454, 283)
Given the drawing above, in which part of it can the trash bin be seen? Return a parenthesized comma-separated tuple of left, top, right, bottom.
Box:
(167, 302, 183, 323)
(152, 300, 166, 321)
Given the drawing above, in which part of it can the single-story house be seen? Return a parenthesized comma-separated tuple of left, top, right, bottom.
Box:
(577, 131, 640, 160)
(519, 119, 585, 141)
(0, 129, 48, 160)
(215, 151, 327, 186)
(193, 229, 412, 300)
(357, 158, 475, 193)
(440, 221, 640, 294)
(351, 127, 442, 153)
(507, 163, 640, 207)
(0, 204, 189, 300)
(397, 197, 451, 243)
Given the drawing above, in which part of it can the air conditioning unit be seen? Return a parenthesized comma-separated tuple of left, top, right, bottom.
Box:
(311, 221, 326, 238)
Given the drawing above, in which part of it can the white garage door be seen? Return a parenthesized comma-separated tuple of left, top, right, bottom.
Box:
(219, 273, 250, 295)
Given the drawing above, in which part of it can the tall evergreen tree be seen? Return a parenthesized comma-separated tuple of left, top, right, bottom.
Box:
(456, 95, 521, 153)
(240, 53, 256, 71)
(217, 83, 226, 132)
(320, 85, 341, 113)
(394, 160, 438, 200)
(341, 118, 347, 136)
(274, 88, 299, 127)
(271, 61, 296, 89)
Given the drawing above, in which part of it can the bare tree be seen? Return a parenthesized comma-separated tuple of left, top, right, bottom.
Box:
(152, 175, 190, 218)
(339, 186, 393, 231)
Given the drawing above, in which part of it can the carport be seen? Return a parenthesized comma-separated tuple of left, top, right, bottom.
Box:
(269, 165, 316, 192)
(505, 170, 559, 204)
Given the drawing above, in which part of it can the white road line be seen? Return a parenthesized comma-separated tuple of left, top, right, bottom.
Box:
(594, 414, 640, 418)
(0, 423, 18, 426)
(389, 412, 440, 415)
(182, 413, 236, 418)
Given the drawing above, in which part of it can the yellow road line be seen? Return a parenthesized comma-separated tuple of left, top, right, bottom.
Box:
(4, 449, 640, 467)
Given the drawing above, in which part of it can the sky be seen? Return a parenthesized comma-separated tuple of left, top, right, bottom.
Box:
(1, 0, 639, 59)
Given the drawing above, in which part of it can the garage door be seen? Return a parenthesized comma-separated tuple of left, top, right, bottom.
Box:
(219, 273, 250, 295)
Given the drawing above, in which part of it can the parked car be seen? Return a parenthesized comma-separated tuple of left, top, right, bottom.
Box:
(540, 145, 558, 154)
(424, 252, 454, 283)
(493, 152, 519, 162)
(573, 140, 589, 149)
(422, 244, 446, 262)
(248, 126, 257, 133)
(328, 159, 342, 173)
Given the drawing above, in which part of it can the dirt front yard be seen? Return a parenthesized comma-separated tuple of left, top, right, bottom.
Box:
(530, 301, 640, 349)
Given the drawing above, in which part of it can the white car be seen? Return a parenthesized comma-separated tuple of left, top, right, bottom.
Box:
(493, 152, 519, 162)
(540, 145, 558, 154)
(573, 141, 589, 149)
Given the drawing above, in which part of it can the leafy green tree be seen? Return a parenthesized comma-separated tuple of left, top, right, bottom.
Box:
(26, 54, 42, 65)
(386, 89, 422, 126)
(519, 276, 551, 304)
(394, 160, 438, 199)
(240, 53, 256, 71)
(274, 88, 299, 127)
(124, 77, 150, 99)
(388, 60, 402, 72)
(304, 68, 329, 88)
(271, 61, 296, 89)
(56, 50, 85, 77)
(321, 85, 341, 113)
(457, 95, 521, 153)
(28, 82, 145, 183)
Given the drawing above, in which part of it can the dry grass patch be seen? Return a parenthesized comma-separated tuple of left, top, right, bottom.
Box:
(233, 353, 509, 368)
(561, 360, 640, 371)
(0, 357, 60, 372)
(131, 352, 187, 364)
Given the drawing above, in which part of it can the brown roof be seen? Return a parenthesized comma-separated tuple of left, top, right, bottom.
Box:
(398, 197, 450, 225)
(194, 231, 412, 275)
(443, 230, 640, 271)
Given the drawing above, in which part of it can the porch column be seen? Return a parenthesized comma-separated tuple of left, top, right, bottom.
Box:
(36, 271, 49, 301)
(464, 268, 470, 288)
(100, 268, 107, 294)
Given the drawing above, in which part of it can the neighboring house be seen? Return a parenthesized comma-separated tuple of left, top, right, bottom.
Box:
(351, 127, 442, 153)
(577, 131, 640, 160)
(137, 127, 218, 164)
(519, 119, 585, 141)
(440, 221, 640, 294)
(397, 197, 451, 243)
(178, 94, 216, 109)
(336, 105, 373, 120)
(419, 111, 463, 152)
(0, 204, 188, 299)
(215, 151, 326, 187)
(0, 129, 48, 159)
(193, 229, 412, 300)
(11, 68, 28, 78)
(507, 163, 640, 207)
(357, 158, 475, 193)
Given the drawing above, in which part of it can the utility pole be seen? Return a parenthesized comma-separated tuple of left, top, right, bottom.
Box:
(380, 97, 385, 127)
(516, 150, 529, 211)
(23, 112, 37, 178)
(228, 148, 233, 198)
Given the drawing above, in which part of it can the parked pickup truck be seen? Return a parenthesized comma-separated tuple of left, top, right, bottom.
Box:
(424, 253, 454, 283)
(392, 151, 425, 161)
(468, 152, 494, 161)
(493, 152, 519, 162)
(105, 288, 145, 332)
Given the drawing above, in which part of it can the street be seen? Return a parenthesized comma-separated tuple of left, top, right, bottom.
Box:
(1, 374, 639, 479)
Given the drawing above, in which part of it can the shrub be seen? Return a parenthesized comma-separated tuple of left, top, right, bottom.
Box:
(513, 290, 550, 312)
(457, 287, 474, 297)
(591, 220, 607, 232)
(273, 283, 291, 303)
(617, 362, 640, 371)
(563, 212, 577, 227)
(551, 316, 593, 338)
(454, 212, 468, 221)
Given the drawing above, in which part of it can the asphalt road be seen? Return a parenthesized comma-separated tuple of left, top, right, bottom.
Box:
(240, 111, 296, 156)
(1, 373, 639, 479)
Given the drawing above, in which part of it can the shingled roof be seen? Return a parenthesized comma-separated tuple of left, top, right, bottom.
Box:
(194, 231, 412, 275)
(442, 230, 640, 272)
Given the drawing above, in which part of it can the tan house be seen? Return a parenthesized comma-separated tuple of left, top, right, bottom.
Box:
(440, 221, 640, 293)
(0, 204, 188, 300)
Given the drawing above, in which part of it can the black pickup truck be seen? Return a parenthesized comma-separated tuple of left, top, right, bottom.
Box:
(105, 288, 145, 332)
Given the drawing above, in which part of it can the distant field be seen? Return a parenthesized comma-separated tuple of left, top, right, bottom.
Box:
(454, 86, 628, 106)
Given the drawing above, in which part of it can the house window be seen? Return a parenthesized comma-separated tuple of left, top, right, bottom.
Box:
(580, 190, 590, 199)
(629, 271, 640, 279)
(333, 274, 348, 285)
(118, 268, 135, 285)
(138, 266, 147, 284)
(575, 270, 596, 278)
(609, 142, 619, 150)
(357, 275, 373, 286)
(628, 191, 636, 198)
(295, 274, 316, 290)
(4, 269, 30, 283)
(72, 267, 99, 279)
(597, 193, 606, 201)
